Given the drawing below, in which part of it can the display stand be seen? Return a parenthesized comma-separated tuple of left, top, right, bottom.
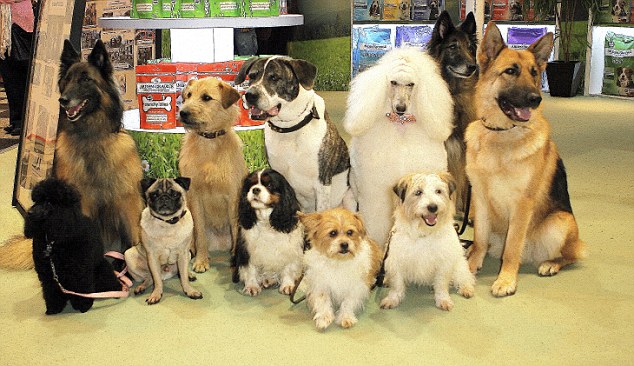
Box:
(586, 25, 634, 96)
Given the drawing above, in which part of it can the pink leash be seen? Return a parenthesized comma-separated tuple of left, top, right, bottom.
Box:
(47, 242, 132, 299)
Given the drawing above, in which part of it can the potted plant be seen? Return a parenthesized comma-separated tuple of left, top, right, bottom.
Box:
(533, 0, 601, 97)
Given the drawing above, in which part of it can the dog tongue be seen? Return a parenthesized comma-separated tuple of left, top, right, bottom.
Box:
(423, 214, 437, 227)
(512, 107, 531, 122)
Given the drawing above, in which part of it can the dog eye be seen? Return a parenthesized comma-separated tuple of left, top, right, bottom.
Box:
(329, 230, 338, 237)
(435, 189, 443, 195)
(202, 94, 214, 102)
(248, 71, 259, 79)
(390, 80, 398, 86)
(346, 230, 354, 236)
(414, 190, 422, 196)
(406, 83, 414, 87)
(530, 67, 538, 77)
(504, 67, 517, 75)
(269, 74, 279, 82)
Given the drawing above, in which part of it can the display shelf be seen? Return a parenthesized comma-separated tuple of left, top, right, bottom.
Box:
(98, 14, 304, 29)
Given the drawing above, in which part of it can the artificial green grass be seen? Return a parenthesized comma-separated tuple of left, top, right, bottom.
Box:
(129, 129, 269, 179)
(288, 36, 351, 91)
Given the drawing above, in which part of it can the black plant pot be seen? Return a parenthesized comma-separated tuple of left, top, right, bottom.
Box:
(546, 61, 584, 97)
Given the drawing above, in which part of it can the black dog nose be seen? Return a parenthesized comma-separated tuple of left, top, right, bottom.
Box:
(427, 204, 438, 213)
(245, 90, 258, 105)
(466, 64, 477, 75)
(179, 110, 190, 120)
(58, 96, 69, 107)
(395, 104, 406, 114)
(252, 187, 260, 195)
(340, 242, 349, 251)
(527, 93, 542, 108)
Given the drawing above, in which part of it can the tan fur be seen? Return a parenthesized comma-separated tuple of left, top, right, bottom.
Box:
(465, 22, 586, 297)
(0, 236, 34, 270)
(178, 78, 247, 273)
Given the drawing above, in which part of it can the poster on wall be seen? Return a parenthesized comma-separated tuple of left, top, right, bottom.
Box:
(13, 0, 85, 214)
(595, 0, 634, 24)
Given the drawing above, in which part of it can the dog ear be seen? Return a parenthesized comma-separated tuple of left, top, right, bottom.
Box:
(87, 39, 114, 78)
(140, 178, 156, 194)
(238, 175, 258, 230)
(527, 32, 554, 70)
(219, 83, 241, 109)
(298, 211, 322, 233)
(433, 11, 455, 41)
(393, 178, 409, 203)
(174, 177, 191, 191)
(479, 22, 506, 73)
(286, 59, 317, 90)
(461, 12, 477, 35)
(353, 213, 367, 237)
(234, 56, 260, 85)
(59, 39, 81, 82)
(437, 172, 457, 198)
(270, 173, 301, 233)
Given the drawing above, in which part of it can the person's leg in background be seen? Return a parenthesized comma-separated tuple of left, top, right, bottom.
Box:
(0, 55, 29, 136)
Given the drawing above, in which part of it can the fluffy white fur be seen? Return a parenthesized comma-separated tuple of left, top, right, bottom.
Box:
(344, 47, 454, 246)
(303, 239, 375, 330)
(380, 172, 475, 311)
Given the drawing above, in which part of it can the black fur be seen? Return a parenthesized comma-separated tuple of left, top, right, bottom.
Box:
(549, 158, 573, 214)
(26, 178, 121, 315)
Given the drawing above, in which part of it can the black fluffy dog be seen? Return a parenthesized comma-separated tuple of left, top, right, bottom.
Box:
(26, 178, 122, 314)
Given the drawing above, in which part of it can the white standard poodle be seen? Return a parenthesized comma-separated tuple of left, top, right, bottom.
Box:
(343, 47, 454, 246)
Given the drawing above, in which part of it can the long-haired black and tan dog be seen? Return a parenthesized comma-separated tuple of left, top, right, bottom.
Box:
(55, 39, 144, 256)
(428, 11, 478, 215)
(465, 22, 586, 297)
(0, 39, 143, 270)
(27, 178, 122, 314)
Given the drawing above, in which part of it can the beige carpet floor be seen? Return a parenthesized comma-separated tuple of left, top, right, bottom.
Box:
(0, 92, 633, 365)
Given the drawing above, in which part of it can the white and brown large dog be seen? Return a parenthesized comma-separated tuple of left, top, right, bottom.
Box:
(179, 77, 248, 273)
(343, 48, 454, 246)
(465, 22, 586, 297)
(234, 56, 352, 213)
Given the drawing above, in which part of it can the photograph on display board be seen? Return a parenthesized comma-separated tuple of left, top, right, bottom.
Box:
(595, 0, 634, 23)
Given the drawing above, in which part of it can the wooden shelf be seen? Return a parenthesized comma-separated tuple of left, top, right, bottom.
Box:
(99, 14, 304, 29)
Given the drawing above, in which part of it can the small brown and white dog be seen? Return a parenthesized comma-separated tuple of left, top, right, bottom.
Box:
(125, 177, 202, 304)
(232, 169, 304, 296)
(299, 208, 383, 331)
(178, 77, 248, 273)
(380, 172, 475, 311)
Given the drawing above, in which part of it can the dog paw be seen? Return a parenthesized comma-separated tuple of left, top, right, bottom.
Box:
(339, 315, 358, 329)
(279, 284, 294, 295)
(435, 297, 454, 311)
(491, 277, 517, 297)
(186, 290, 203, 300)
(379, 296, 401, 309)
(262, 278, 278, 289)
(192, 260, 210, 273)
(146, 291, 162, 305)
(538, 261, 561, 277)
(314, 313, 334, 331)
(458, 284, 475, 299)
(134, 285, 147, 295)
(188, 274, 197, 282)
(243, 285, 261, 296)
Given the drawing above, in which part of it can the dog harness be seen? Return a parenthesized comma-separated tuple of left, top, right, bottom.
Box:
(197, 129, 226, 139)
(150, 209, 188, 225)
(385, 112, 416, 125)
(268, 105, 320, 133)
(45, 238, 132, 299)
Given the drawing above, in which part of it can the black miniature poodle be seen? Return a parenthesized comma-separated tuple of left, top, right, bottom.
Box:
(26, 178, 123, 314)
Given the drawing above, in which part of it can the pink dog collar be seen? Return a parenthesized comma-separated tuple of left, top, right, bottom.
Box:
(386, 112, 416, 125)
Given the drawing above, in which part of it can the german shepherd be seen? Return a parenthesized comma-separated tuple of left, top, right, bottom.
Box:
(56, 39, 144, 256)
(465, 22, 586, 297)
(428, 11, 478, 215)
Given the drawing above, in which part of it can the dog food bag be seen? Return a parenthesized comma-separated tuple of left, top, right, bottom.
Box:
(383, 0, 410, 20)
(395, 25, 432, 50)
(411, 0, 443, 20)
(131, 0, 161, 18)
(506, 27, 547, 50)
(161, 0, 182, 17)
(354, 0, 382, 21)
(180, 0, 210, 17)
(245, 0, 278, 16)
(175, 63, 199, 126)
(602, 31, 634, 97)
(353, 26, 393, 78)
(210, 0, 241, 16)
(136, 64, 178, 129)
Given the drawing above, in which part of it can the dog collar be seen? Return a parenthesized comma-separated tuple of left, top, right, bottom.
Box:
(268, 105, 319, 133)
(481, 118, 515, 131)
(198, 129, 226, 139)
(386, 112, 416, 125)
(151, 210, 187, 225)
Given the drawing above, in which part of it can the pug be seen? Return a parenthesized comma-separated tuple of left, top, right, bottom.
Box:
(124, 177, 203, 304)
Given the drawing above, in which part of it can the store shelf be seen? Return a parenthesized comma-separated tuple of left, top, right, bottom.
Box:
(99, 14, 304, 29)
